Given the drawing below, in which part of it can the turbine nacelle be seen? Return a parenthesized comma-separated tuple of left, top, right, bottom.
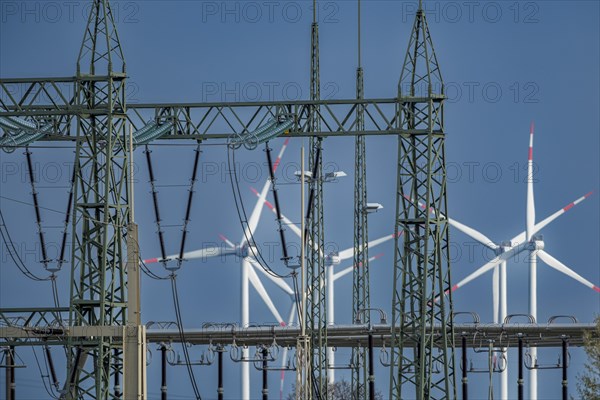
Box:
(529, 234, 544, 251)
(242, 244, 258, 258)
(325, 252, 341, 267)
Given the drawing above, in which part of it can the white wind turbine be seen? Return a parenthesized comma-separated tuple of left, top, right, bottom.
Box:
(145, 139, 293, 400)
(430, 123, 598, 400)
(144, 137, 396, 396)
(251, 186, 397, 384)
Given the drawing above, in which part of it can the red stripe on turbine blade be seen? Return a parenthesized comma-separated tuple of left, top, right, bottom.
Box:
(218, 234, 229, 243)
(283, 138, 290, 146)
(563, 203, 575, 212)
(585, 191, 594, 199)
(144, 258, 158, 264)
(273, 157, 281, 172)
(530, 121, 535, 134)
(264, 200, 275, 210)
(451, 284, 459, 292)
(528, 148, 533, 161)
(594, 286, 600, 293)
(250, 187, 259, 196)
(280, 321, 286, 327)
(372, 253, 385, 260)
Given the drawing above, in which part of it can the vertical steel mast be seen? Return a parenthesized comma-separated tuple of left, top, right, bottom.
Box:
(352, 0, 370, 398)
(306, 0, 328, 396)
(65, 1, 130, 398)
(389, 1, 455, 399)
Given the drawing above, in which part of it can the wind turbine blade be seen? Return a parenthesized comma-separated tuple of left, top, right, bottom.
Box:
(450, 257, 505, 293)
(492, 266, 499, 323)
(526, 121, 536, 240)
(247, 265, 286, 324)
(333, 253, 384, 281)
(538, 250, 600, 293)
(337, 232, 401, 261)
(510, 192, 594, 245)
(248, 257, 294, 295)
(449, 219, 499, 250)
(240, 180, 270, 248)
(143, 247, 226, 264)
(251, 187, 302, 238)
(449, 242, 529, 294)
(532, 192, 594, 236)
(219, 233, 236, 249)
(405, 194, 498, 250)
(250, 186, 324, 258)
(240, 139, 290, 247)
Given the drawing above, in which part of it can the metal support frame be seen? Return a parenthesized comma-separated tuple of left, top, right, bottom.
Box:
(389, 2, 455, 399)
(0, 320, 595, 347)
(305, 1, 328, 397)
(63, 1, 131, 398)
(352, 0, 370, 397)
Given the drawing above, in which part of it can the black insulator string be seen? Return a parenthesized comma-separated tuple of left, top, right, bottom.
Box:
(24, 148, 49, 266)
(265, 142, 290, 265)
(226, 144, 292, 280)
(144, 145, 168, 263)
(177, 144, 202, 268)
(57, 165, 76, 271)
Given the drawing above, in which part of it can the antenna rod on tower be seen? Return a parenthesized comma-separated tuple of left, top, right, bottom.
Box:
(358, 0, 362, 69)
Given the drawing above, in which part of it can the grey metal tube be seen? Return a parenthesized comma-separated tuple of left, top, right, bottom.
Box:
(114, 349, 121, 398)
(562, 337, 568, 400)
(217, 348, 224, 400)
(368, 331, 375, 400)
(518, 336, 524, 400)
(462, 335, 468, 400)
(161, 345, 167, 400)
(262, 348, 268, 400)
(5, 347, 13, 400)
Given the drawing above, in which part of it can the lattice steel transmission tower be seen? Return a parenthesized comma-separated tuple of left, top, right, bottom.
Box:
(306, 0, 328, 396)
(389, 2, 456, 399)
(351, 0, 370, 398)
(64, 1, 131, 398)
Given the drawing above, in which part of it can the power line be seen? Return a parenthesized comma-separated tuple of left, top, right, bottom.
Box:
(171, 273, 203, 400)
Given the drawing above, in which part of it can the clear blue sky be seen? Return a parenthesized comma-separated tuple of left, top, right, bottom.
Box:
(1, 1, 599, 398)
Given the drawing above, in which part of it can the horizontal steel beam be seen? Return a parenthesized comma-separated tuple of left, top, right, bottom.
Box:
(1, 75, 445, 140)
(0, 323, 595, 348)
